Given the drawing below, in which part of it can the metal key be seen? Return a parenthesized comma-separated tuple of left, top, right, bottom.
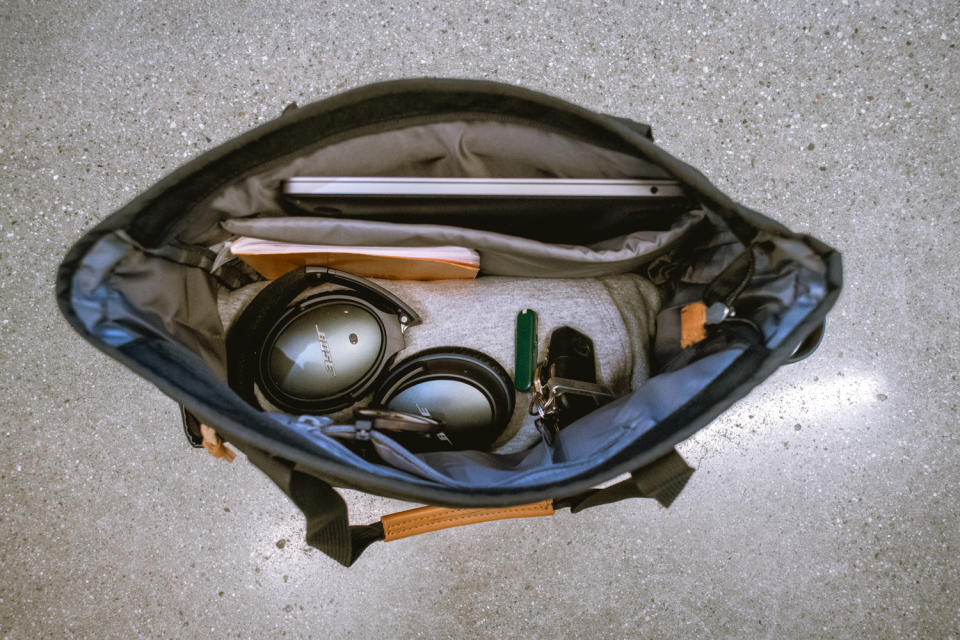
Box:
(529, 373, 617, 446)
(544, 377, 616, 403)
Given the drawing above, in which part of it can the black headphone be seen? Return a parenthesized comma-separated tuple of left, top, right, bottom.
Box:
(226, 266, 421, 414)
(227, 268, 515, 451)
(373, 347, 514, 451)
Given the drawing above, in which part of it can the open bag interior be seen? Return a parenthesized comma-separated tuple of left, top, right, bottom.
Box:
(69, 117, 831, 492)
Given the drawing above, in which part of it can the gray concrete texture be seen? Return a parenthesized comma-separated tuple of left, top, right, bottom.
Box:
(1, 0, 958, 637)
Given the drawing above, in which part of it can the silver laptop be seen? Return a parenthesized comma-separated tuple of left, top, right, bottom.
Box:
(284, 177, 684, 198)
(280, 177, 690, 244)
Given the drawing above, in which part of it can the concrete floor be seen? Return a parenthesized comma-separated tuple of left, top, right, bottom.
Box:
(2, 1, 958, 638)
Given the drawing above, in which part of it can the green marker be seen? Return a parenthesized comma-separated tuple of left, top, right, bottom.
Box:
(515, 309, 537, 392)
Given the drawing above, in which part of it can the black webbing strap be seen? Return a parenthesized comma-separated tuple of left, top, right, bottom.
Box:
(211, 258, 260, 290)
(115, 230, 257, 290)
(244, 447, 384, 567)
(556, 449, 694, 513)
(703, 247, 755, 308)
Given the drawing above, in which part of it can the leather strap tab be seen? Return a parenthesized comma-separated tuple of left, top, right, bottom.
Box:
(381, 500, 555, 541)
(680, 301, 707, 348)
(200, 424, 236, 462)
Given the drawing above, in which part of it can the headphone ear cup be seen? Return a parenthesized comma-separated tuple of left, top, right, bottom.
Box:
(373, 347, 515, 452)
(227, 268, 414, 414)
(227, 269, 317, 409)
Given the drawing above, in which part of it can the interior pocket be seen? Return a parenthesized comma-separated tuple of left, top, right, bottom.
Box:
(221, 212, 705, 278)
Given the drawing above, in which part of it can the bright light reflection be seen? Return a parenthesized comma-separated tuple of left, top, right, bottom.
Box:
(698, 369, 886, 438)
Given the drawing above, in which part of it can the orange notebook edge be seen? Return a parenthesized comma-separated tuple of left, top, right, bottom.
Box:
(235, 251, 480, 281)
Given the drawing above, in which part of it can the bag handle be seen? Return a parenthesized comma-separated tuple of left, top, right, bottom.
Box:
(381, 501, 555, 541)
(243, 446, 693, 566)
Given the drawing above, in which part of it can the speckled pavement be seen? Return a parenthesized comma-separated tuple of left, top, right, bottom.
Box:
(2, 2, 958, 638)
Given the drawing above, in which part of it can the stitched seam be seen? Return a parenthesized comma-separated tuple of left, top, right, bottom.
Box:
(396, 503, 553, 527)
(386, 503, 553, 535)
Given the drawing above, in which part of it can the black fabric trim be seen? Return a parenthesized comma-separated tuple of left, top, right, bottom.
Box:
(179, 404, 204, 448)
(61, 78, 783, 251)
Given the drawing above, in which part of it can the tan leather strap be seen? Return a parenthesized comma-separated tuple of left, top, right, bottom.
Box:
(200, 424, 236, 462)
(680, 301, 707, 347)
(381, 500, 555, 541)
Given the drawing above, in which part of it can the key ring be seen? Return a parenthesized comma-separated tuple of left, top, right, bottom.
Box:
(528, 361, 555, 418)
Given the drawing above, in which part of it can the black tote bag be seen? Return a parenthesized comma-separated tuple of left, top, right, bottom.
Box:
(56, 79, 842, 565)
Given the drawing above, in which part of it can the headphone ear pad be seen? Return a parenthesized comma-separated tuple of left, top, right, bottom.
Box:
(373, 347, 514, 452)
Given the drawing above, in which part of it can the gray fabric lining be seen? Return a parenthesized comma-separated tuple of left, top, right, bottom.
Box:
(67, 117, 688, 403)
(70, 232, 227, 376)
(189, 120, 671, 246)
(110, 251, 227, 376)
(221, 212, 704, 278)
(217, 273, 661, 454)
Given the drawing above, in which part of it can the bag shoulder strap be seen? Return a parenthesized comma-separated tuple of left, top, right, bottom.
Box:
(245, 447, 383, 565)
(243, 447, 693, 566)
(555, 449, 694, 512)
